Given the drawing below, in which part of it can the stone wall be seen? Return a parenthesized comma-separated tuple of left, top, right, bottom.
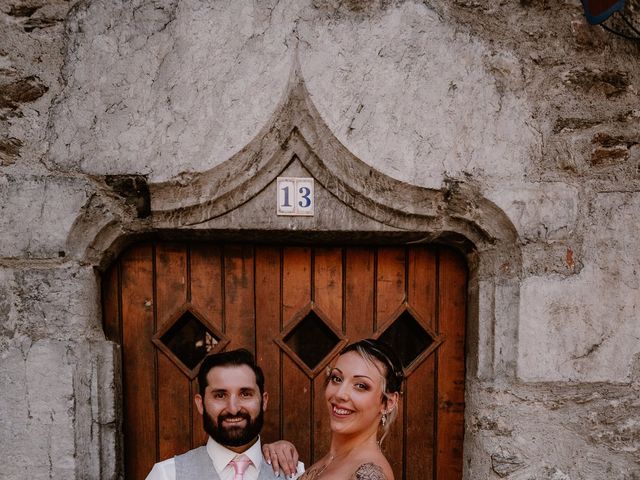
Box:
(1, 0, 639, 479)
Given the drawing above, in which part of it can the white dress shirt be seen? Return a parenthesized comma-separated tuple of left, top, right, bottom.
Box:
(145, 437, 304, 480)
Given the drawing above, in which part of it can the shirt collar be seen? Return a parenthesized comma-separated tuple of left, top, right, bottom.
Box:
(206, 436, 263, 474)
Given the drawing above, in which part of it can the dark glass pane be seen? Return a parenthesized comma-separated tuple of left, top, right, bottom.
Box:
(378, 311, 433, 368)
(160, 311, 219, 370)
(284, 311, 340, 370)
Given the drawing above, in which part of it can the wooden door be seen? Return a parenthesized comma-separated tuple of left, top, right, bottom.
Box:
(103, 243, 466, 480)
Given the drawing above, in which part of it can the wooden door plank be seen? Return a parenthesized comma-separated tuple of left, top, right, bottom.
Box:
(344, 247, 375, 341)
(376, 247, 406, 325)
(406, 247, 437, 480)
(313, 247, 343, 326)
(436, 248, 467, 480)
(120, 243, 156, 480)
(255, 246, 282, 444)
(190, 244, 224, 331)
(281, 247, 312, 464)
(408, 247, 437, 330)
(376, 247, 406, 479)
(155, 244, 192, 460)
(223, 244, 255, 350)
(189, 244, 224, 448)
(312, 247, 343, 462)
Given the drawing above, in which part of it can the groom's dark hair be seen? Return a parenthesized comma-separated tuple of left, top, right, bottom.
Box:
(197, 348, 265, 397)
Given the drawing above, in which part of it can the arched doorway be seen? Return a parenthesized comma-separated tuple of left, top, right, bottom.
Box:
(102, 241, 467, 479)
(70, 65, 521, 480)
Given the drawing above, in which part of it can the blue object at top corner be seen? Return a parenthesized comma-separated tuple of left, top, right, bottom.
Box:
(581, 0, 626, 25)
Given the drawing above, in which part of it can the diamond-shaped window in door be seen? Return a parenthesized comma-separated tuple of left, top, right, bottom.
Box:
(377, 305, 442, 375)
(276, 303, 347, 378)
(152, 304, 229, 379)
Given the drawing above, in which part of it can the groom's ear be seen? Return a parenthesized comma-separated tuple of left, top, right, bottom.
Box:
(194, 393, 204, 415)
(262, 391, 269, 412)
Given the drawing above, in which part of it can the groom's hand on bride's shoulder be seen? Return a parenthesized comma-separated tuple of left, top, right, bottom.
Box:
(262, 440, 303, 478)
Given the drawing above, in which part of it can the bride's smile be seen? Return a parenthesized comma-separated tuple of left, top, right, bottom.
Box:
(325, 351, 389, 437)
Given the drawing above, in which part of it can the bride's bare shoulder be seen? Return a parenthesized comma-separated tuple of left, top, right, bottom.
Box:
(352, 462, 392, 480)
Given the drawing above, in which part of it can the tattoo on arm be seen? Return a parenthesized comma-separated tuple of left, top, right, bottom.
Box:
(353, 463, 387, 480)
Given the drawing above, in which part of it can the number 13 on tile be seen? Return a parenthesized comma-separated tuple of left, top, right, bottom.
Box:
(277, 177, 314, 216)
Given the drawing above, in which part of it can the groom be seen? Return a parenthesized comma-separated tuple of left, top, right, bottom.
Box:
(146, 348, 302, 480)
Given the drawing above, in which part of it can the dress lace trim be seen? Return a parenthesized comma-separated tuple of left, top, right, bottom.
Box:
(299, 462, 387, 480)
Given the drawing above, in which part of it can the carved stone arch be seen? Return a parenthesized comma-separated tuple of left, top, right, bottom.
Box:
(67, 62, 521, 380)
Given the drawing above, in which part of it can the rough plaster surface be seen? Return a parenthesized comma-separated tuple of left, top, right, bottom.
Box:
(49, 0, 536, 188)
(2, 0, 640, 478)
(466, 383, 640, 478)
(0, 264, 102, 353)
(0, 341, 75, 479)
(296, 3, 536, 188)
(0, 175, 90, 258)
(519, 193, 640, 382)
(485, 183, 580, 243)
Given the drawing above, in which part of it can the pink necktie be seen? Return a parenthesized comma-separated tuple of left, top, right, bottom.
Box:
(230, 454, 252, 480)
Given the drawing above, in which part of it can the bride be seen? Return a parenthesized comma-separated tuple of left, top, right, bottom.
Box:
(265, 338, 404, 480)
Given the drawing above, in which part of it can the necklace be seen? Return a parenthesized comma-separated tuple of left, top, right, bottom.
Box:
(301, 455, 336, 480)
(310, 454, 334, 479)
(302, 441, 378, 479)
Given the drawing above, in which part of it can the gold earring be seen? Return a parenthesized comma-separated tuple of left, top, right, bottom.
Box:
(381, 412, 387, 427)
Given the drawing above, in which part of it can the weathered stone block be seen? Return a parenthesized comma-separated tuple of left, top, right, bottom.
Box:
(0, 269, 17, 349)
(544, 467, 571, 480)
(2, 2, 69, 33)
(0, 137, 23, 166)
(474, 278, 520, 381)
(522, 243, 581, 276)
(590, 132, 638, 166)
(1, 338, 120, 480)
(486, 183, 579, 242)
(562, 67, 631, 98)
(0, 175, 90, 258)
(518, 265, 640, 382)
(0, 264, 101, 345)
(518, 263, 639, 382)
(518, 192, 640, 382)
(466, 383, 640, 479)
(0, 75, 48, 110)
(0, 346, 32, 479)
(0, 341, 75, 479)
(491, 448, 525, 477)
(73, 341, 121, 480)
(585, 192, 640, 291)
(570, 17, 607, 48)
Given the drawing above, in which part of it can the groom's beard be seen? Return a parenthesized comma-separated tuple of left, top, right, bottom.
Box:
(203, 404, 265, 447)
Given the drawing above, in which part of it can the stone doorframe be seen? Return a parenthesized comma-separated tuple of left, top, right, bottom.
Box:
(66, 62, 521, 478)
